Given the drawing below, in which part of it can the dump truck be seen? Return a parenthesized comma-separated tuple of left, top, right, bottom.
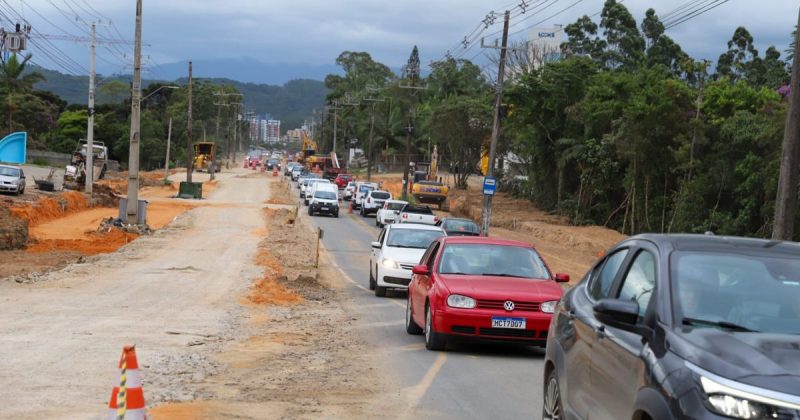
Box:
(194, 142, 220, 172)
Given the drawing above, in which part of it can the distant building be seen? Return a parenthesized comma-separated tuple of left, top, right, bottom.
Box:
(528, 26, 563, 68)
(266, 120, 281, 144)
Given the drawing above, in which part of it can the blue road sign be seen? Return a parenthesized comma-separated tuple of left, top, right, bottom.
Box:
(483, 176, 497, 196)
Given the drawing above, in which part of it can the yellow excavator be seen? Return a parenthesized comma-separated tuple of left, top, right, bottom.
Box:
(411, 145, 450, 211)
(194, 142, 220, 172)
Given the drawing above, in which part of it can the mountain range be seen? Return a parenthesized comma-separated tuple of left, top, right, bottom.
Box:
(30, 61, 331, 130)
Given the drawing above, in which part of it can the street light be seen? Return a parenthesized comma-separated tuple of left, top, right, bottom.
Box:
(142, 85, 179, 101)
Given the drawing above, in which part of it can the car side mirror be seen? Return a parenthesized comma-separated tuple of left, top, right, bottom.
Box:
(412, 265, 430, 276)
(593, 299, 653, 338)
(555, 273, 570, 283)
(371, 241, 381, 249)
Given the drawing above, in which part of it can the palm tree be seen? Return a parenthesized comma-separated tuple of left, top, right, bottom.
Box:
(0, 53, 43, 133)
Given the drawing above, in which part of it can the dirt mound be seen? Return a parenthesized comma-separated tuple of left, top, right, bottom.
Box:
(90, 184, 121, 208)
(247, 277, 304, 305)
(0, 207, 28, 250)
(266, 179, 295, 205)
(9, 191, 92, 227)
(279, 274, 329, 301)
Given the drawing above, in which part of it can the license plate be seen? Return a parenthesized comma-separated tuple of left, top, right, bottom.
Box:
(491, 317, 526, 329)
(321, 207, 329, 211)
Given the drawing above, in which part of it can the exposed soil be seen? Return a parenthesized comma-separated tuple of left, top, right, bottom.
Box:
(151, 187, 391, 418)
(265, 177, 296, 205)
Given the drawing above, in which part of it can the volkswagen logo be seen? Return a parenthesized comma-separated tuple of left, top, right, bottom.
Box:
(504, 301, 515, 311)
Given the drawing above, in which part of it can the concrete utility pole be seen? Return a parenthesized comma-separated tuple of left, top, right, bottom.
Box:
(125, 0, 143, 223)
(85, 22, 96, 194)
(211, 103, 221, 180)
(187, 61, 194, 184)
(164, 117, 172, 180)
(479, 10, 510, 237)
(773, 8, 800, 240)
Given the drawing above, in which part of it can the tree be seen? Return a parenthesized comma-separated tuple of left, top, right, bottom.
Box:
(562, 15, 606, 61)
(430, 96, 491, 188)
(599, 0, 645, 69)
(0, 53, 44, 133)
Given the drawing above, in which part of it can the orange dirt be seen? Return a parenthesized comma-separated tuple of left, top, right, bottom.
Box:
(9, 192, 91, 227)
(247, 278, 304, 305)
(26, 229, 138, 255)
(265, 179, 294, 205)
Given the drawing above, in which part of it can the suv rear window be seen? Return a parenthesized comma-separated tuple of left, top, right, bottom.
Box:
(371, 192, 390, 199)
(402, 205, 433, 214)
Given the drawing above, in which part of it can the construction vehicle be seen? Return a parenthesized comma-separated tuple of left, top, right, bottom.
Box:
(479, 139, 490, 176)
(297, 131, 345, 179)
(65, 141, 108, 186)
(411, 145, 450, 211)
(194, 142, 220, 172)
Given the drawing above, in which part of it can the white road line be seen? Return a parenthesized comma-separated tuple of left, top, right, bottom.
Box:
(355, 320, 406, 329)
(330, 254, 405, 308)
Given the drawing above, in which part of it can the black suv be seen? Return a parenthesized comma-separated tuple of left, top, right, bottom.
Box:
(543, 234, 800, 419)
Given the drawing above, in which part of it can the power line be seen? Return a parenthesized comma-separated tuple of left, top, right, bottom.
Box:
(507, 0, 584, 39)
(664, 0, 729, 29)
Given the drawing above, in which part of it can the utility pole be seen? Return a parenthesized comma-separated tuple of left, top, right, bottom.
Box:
(164, 117, 172, 180)
(125, 0, 143, 223)
(211, 103, 221, 180)
(364, 97, 385, 181)
(773, 8, 800, 240)
(85, 22, 95, 194)
(479, 10, 510, 237)
(186, 61, 193, 184)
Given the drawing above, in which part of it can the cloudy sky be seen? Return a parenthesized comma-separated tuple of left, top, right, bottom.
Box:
(3, 0, 798, 82)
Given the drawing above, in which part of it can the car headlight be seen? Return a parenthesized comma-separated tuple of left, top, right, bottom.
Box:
(540, 301, 558, 314)
(706, 394, 773, 419)
(447, 294, 476, 309)
(689, 364, 795, 419)
(381, 258, 398, 269)
(312, 199, 319, 205)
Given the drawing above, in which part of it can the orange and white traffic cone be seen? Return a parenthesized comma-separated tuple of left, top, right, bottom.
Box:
(107, 345, 147, 420)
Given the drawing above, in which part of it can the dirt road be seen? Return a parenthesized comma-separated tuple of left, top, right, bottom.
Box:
(0, 170, 389, 419)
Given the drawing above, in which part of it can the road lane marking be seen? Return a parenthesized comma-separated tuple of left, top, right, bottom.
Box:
(331, 262, 405, 308)
(402, 352, 448, 416)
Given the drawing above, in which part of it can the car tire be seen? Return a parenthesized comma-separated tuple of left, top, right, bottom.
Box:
(369, 266, 376, 290)
(308, 206, 313, 216)
(424, 303, 446, 350)
(406, 294, 423, 335)
(375, 217, 380, 227)
(374, 285, 387, 297)
(542, 369, 564, 420)
(334, 212, 339, 218)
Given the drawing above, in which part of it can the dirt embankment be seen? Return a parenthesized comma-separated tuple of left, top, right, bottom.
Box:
(265, 176, 296, 205)
(152, 204, 389, 418)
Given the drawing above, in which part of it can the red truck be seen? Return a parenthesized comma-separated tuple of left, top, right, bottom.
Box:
(333, 173, 353, 189)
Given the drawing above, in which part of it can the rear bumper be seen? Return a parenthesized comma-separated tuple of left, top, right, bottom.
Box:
(310, 203, 339, 215)
(433, 307, 552, 345)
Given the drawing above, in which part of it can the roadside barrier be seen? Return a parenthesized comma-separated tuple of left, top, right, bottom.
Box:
(107, 345, 147, 420)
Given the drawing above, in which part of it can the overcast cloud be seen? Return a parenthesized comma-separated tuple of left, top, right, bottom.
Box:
(4, 0, 798, 80)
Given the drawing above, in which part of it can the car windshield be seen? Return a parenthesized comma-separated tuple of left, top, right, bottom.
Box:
(371, 192, 390, 200)
(386, 229, 442, 249)
(672, 252, 800, 334)
(443, 219, 479, 234)
(439, 244, 550, 279)
(314, 191, 337, 200)
(387, 202, 406, 211)
(359, 185, 375, 193)
(0, 167, 20, 177)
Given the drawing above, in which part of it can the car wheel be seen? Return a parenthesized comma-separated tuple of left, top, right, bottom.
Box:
(424, 303, 446, 350)
(374, 285, 387, 297)
(375, 217, 379, 227)
(368, 265, 376, 290)
(334, 212, 339, 218)
(542, 369, 564, 420)
(308, 206, 313, 216)
(406, 294, 423, 335)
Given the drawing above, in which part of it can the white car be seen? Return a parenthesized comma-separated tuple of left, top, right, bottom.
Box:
(360, 190, 392, 217)
(369, 223, 444, 297)
(353, 182, 379, 210)
(308, 183, 339, 217)
(343, 181, 356, 201)
(302, 178, 330, 205)
(376, 200, 408, 227)
(0, 164, 26, 195)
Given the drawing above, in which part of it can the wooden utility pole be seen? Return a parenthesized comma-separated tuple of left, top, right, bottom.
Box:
(125, 0, 143, 223)
(187, 61, 194, 183)
(363, 97, 385, 181)
(773, 8, 800, 240)
(479, 10, 510, 237)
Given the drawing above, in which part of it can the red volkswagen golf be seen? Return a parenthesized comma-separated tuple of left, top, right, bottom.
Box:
(406, 236, 569, 350)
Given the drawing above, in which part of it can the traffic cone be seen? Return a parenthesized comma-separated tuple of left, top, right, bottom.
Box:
(107, 345, 147, 420)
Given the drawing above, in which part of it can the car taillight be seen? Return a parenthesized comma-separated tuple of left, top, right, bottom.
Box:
(402, 213, 408, 219)
(434, 217, 439, 223)
(367, 197, 371, 203)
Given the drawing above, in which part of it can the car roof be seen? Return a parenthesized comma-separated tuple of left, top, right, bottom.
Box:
(387, 223, 443, 232)
(442, 236, 531, 247)
(0, 164, 19, 169)
(385, 200, 407, 204)
(369, 190, 390, 194)
(628, 233, 800, 256)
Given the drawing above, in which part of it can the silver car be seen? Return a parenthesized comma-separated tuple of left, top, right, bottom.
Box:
(0, 164, 25, 195)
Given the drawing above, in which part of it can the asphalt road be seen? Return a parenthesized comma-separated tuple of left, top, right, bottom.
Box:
(300, 182, 546, 419)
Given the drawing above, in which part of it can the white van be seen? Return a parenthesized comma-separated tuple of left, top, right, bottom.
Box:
(308, 183, 339, 217)
(353, 182, 379, 210)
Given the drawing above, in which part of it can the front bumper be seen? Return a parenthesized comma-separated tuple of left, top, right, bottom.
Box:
(0, 183, 20, 192)
(434, 306, 552, 345)
(377, 265, 415, 289)
(310, 203, 339, 215)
